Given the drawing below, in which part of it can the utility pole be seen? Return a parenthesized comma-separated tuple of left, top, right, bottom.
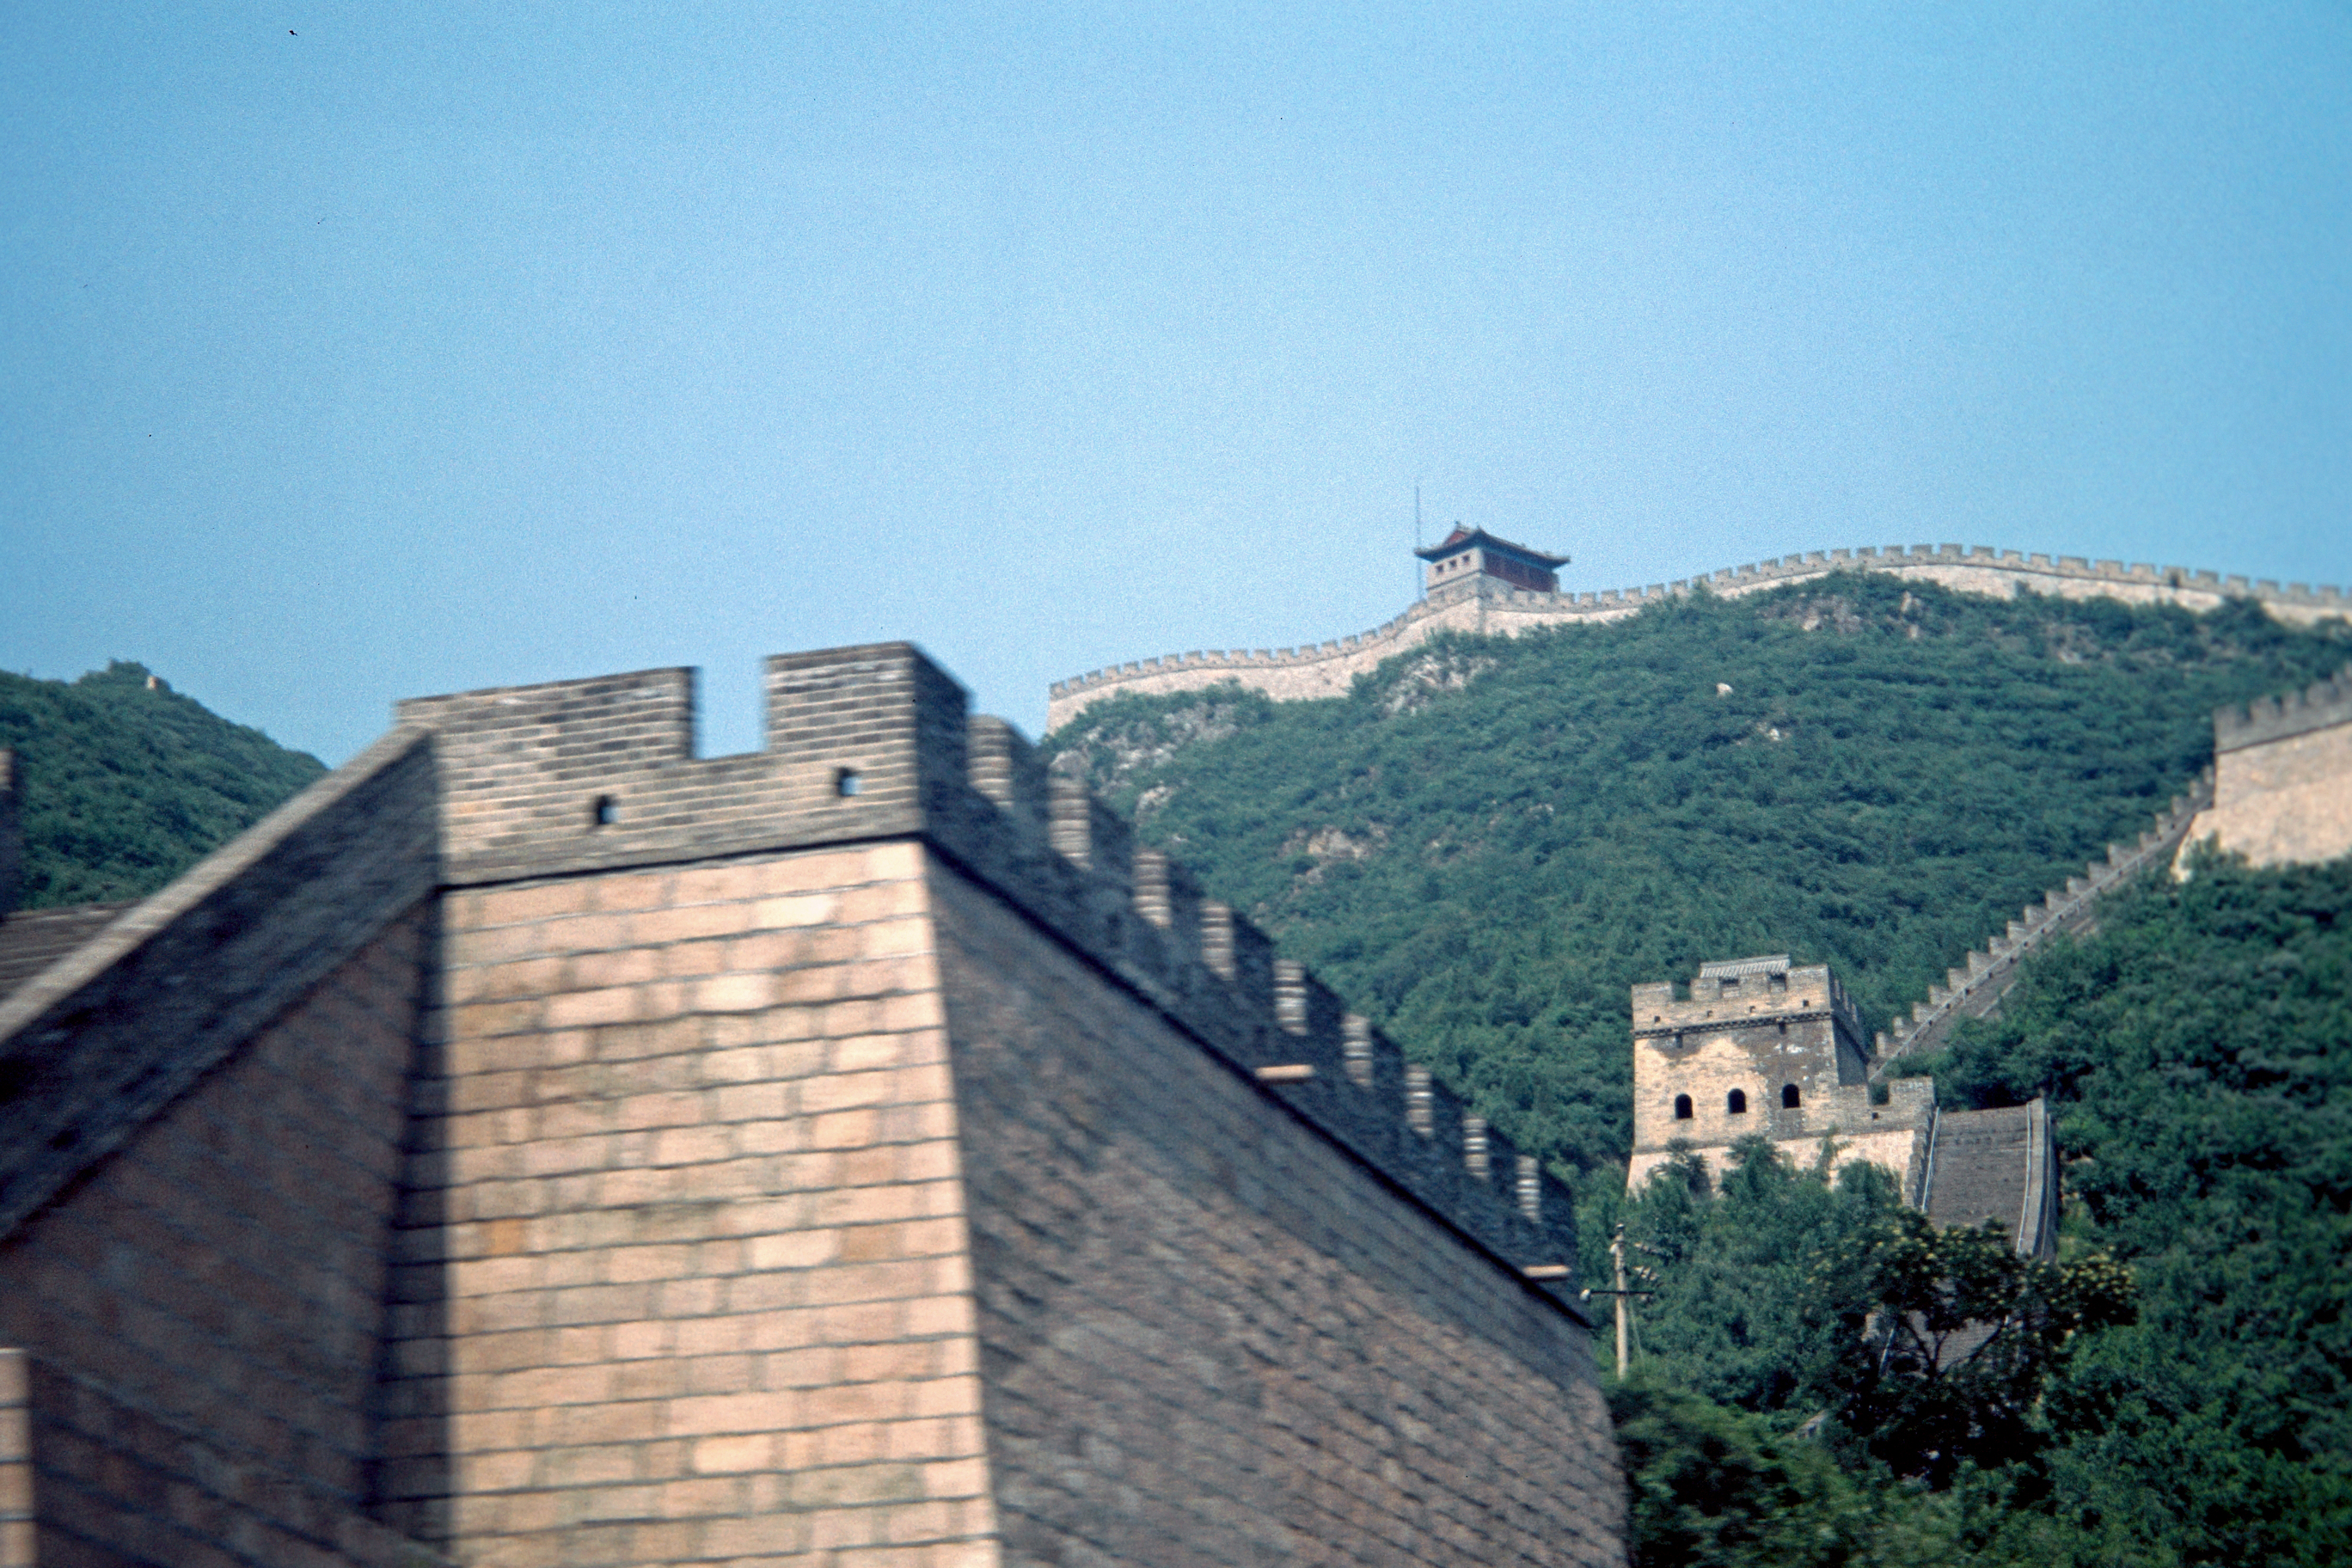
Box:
(1612, 1225, 1631, 1378)
(1581, 1222, 1657, 1380)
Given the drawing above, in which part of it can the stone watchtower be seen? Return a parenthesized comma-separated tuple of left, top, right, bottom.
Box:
(1414, 526, 1569, 596)
(1627, 955, 1933, 1196)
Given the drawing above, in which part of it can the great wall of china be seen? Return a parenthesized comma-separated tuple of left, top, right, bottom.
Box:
(1047, 542, 2352, 732)
(1868, 768, 2215, 1072)
(1050, 537, 2352, 1094)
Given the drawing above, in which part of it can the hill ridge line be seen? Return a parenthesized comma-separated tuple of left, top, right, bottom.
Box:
(1046, 542, 2351, 732)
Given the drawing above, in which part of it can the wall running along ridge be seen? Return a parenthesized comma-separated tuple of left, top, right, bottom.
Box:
(1045, 543, 2352, 732)
(2180, 665, 2352, 870)
(1869, 769, 2218, 1074)
(0, 641, 1623, 1568)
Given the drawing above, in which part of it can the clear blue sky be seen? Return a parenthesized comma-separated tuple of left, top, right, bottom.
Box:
(5, 3, 2346, 763)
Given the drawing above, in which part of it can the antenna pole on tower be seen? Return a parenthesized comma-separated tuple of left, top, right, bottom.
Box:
(1414, 482, 1423, 599)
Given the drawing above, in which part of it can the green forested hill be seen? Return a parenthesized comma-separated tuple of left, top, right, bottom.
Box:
(1041, 577, 2352, 1175)
(1044, 576, 2352, 1565)
(0, 662, 326, 908)
(1595, 855, 2351, 1566)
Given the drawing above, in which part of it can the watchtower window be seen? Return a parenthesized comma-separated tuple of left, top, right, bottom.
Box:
(1781, 1083, 1801, 1109)
(1673, 1093, 1693, 1121)
(1727, 1089, 1748, 1115)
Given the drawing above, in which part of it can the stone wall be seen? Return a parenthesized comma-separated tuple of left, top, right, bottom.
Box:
(0, 914, 442, 1567)
(931, 860, 1623, 1567)
(0, 1350, 441, 1568)
(0, 638, 1626, 1567)
(372, 641, 1617, 1566)
(1047, 544, 2352, 731)
(1625, 962, 1933, 1197)
(1872, 772, 2215, 1073)
(0, 726, 438, 1240)
(377, 842, 994, 1566)
(2180, 665, 2352, 869)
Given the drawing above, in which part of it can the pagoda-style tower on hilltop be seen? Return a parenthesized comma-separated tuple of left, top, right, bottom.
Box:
(1416, 526, 1569, 595)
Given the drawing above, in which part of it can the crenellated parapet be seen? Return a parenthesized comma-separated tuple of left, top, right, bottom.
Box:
(395, 642, 1585, 1308)
(2182, 661, 2352, 870)
(2214, 664, 2352, 753)
(1871, 769, 2216, 1071)
(1047, 542, 2352, 731)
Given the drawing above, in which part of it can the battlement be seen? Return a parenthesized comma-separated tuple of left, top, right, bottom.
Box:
(2214, 663, 2352, 753)
(1872, 769, 2215, 1070)
(1046, 541, 2352, 732)
(393, 643, 1583, 1306)
(1630, 957, 1863, 1045)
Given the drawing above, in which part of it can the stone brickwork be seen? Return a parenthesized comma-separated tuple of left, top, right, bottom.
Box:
(931, 862, 1620, 1566)
(1047, 544, 2352, 731)
(365, 643, 1610, 1566)
(1, 1351, 28, 1568)
(3, 1352, 442, 1568)
(0, 726, 437, 1241)
(0, 913, 444, 1567)
(1626, 958, 1932, 1197)
(2180, 665, 2352, 869)
(378, 843, 994, 1567)
(1626, 956, 2056, 1258)
(0, 636, 1625, 1566)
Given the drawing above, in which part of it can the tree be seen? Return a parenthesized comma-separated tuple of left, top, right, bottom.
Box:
(1805, 1209, 2136, 1488)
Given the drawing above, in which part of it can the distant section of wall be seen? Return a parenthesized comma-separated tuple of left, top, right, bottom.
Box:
(1922, 1100, 2059, 1261)
(2180, 665, 2352, 869)
(1047, 544, 2352, 731)
(1626, 959, 1936, 1199)
(1872, 773, 2216, 1073)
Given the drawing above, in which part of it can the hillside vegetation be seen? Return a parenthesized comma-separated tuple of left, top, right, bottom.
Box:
(1041, 576, 2352, 1175)
(1044, 575, 2352, 1565)
(1594, 854, 2350, 1565)
(0, 663, 325, 909)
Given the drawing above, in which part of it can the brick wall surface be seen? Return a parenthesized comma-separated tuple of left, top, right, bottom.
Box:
(0, 910, 435, 1565)
(2185, 719, 2352, 869)
(382, 844, 997, 1568)
(928, 861, 1625, 1568)
(1, 637, 1629, 1566)
(11, 1354, 447, 1568)
(0, 729, 436, 1244)
(2, 1351, 28, 1568)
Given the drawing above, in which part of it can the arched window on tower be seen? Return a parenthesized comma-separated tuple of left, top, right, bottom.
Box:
(1782, 1083, 1802, 1109)
(1727, 1089, 1748, 1115)
(1674, 1093, 1693, 1120)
